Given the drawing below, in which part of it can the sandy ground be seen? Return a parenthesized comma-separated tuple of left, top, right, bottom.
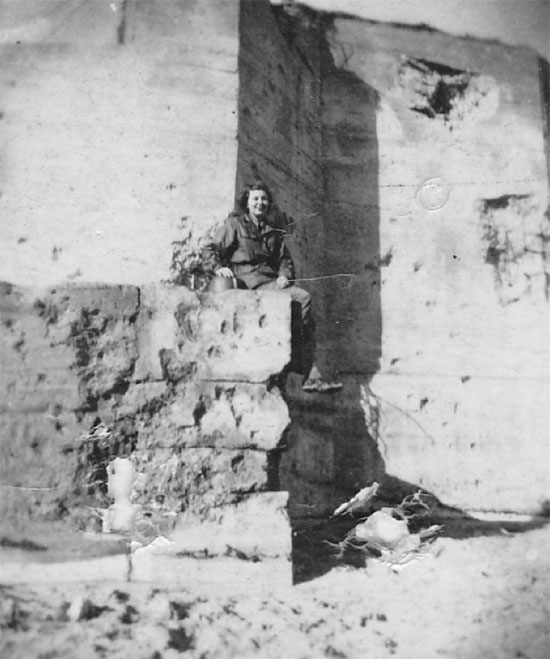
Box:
(1, 520, 549, 659)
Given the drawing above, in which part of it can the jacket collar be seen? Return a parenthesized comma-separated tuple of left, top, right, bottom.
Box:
(243, 212, 285, 234)
(244, 212, 274, 232)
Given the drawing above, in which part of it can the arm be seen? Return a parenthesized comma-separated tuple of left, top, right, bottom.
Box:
(277, 240, 295, 286)
(202, 216, 238, 276)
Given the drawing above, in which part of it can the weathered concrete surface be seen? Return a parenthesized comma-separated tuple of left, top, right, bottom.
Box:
(118, 381, 290, 452)
(0, 0, 240, 287)
(326, 20, 549, 514)
(133, 284, 198, 382)
(134, 285, 291, 384)
(0, 282, 292, 567)
(2, 0, 548, 526)
(234, 4, 548, 517)
(237, 1, 332, 367)
(163, 289, 292, 382)
(0, 282, 140, 524)
(279, 374, 384, 519)
(132, 447, 272, 513)
(364, 375, 550, 514)
(0, 493, 293, 587)
(169, 492, 291, 558)
(235, 4, 384, 521)
(321, 61, 382, 374)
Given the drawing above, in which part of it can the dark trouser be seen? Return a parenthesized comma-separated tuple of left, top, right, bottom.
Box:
(254, 281, 314, 376)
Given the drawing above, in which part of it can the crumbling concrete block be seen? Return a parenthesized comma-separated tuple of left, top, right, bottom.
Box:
(1, 281, 292, 560)
(132, 447, 273, 514)
(35, 284, 140, 405)
(132, 285, 292, 384)
(197, 382, 290, 450)
(169, 492, 291, 559)
(130, 492, 293, 588)
(115, 379, 290, 453)
(160, 289, 291, 383)
(133, 284, 199, 382)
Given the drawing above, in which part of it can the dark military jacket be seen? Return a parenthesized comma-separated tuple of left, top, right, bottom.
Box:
(203, 212, 294, 289)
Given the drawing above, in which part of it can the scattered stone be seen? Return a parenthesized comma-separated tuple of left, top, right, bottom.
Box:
(120, 604, 140, 625)
(143, 592, 171, 622)
(331, 490, 443, 568)
(169, 601, 192, 621)
(109, 590, 130, 603)
(67, 597, 111, 622)
(354, 510, 409, 548)
(332, 483, 379, 517)
(167, 627, 195, 652)
(0, 598, 28, 631)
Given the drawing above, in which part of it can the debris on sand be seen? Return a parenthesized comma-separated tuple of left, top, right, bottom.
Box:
(332, 483, 380, 517)
(330, 489, 443, 569)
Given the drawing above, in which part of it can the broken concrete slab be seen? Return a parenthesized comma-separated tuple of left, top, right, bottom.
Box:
(133, 283, 199, 382)
(169, 492, 292, 559)
(163, 289, 291, 383)
(1, 282, 292, 565)
(132, 447, 273, 514)
(129, 381, 290, 452)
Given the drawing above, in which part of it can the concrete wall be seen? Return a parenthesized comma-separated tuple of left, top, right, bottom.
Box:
(0, 0, 239, 287)
(320, 53, 381, 374)
(326, 20, 549, 514)
(0, 281, 292, 575)
(1, 0, 548, 523)
(237, 5, 549, 517)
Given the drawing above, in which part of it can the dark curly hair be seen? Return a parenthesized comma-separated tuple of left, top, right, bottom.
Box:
(237, 180, 273, 212)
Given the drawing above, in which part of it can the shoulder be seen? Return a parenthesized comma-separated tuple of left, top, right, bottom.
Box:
(213, 213, 243, 236)
(225, 212, 247, 227)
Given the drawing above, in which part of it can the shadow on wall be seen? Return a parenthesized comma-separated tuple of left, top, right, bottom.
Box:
(289, 44, 550, 585)
(318, 57, 382, 378)
(274, 10, 385, 525)
(538, 56, 550, 189)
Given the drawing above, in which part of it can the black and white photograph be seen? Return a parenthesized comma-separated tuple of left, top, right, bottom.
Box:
(1, 0, 549, 657)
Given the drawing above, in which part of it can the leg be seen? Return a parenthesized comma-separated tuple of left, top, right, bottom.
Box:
(254, 281, 311, 325)
(255, 283, 315, 376)
(256, 282, 342, 392)
(281, 286, 315, 376)
(282, 287, 341, 392)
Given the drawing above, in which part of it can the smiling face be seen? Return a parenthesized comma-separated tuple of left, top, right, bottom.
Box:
(246, 189, 269, 220)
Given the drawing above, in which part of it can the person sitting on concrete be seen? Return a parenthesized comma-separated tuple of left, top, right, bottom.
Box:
(203, 180, 342, 393)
